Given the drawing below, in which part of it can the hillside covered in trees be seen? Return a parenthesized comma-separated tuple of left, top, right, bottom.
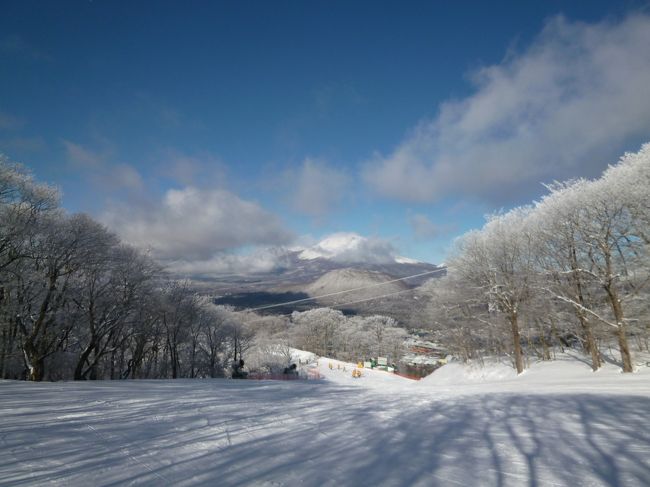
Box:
(1, 143, 649, 381)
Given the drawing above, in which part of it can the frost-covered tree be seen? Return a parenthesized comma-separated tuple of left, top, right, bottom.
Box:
(71, 244, 159, 380)
(159, 281, 197, 378)
(434, 143, 650, 373)
(291, 308, 344, 357)
(531, 179, 604, 370)
(13, 213, 112, 380)
(450, 208, 537, 374)
(421, 274, 496, 362)
(0, 155, 59, 378)
(574, 165, 647, 372)
(197, 303, 231, 378)
(0, 155, 58, 273)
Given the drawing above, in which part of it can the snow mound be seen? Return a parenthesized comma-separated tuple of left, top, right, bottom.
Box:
(420, 361, 516, 385)
(315, 357, 413, 389)
(289, 347, 318, 364)
(416, 353, 650, 394)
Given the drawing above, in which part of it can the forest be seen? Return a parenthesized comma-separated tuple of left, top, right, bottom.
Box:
(1, 143, 648, 381)
(420, 144, 650, 373)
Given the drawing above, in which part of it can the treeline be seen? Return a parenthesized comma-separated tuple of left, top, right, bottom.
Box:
(0, 155, 410, 381)
(290, 308, 406, 363)
(241, 309, 408, 374)
(424, 144, 650, 373)
(0, 155, 260, 381)
(5, 143, 647, 380)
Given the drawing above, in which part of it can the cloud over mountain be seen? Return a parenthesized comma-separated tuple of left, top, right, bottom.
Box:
(364, 14, 650, 204)
(298, 232, 402, 264)
(102, 187, 292, 262)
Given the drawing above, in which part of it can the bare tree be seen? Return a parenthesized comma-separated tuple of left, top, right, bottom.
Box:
(160, 281, 196, 378)
(71, 244, 158, 379)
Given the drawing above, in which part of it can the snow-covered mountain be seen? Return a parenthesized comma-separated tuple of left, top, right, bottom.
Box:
(276, 234, 440, 288)
(302, 268, 410, 305)
(297, 233, 421, 265)
(210, 234, 445, 313)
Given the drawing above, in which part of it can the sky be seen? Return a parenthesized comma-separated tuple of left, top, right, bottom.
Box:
(1, 0, 649, 274)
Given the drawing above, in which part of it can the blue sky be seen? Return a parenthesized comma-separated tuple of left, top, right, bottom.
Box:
(1, 1, 649, 273)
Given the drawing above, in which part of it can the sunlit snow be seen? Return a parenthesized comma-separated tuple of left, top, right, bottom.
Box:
(1, 355, 649, 486)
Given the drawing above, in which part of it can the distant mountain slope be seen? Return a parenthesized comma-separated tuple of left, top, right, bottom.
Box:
(302, 268, 409, 305)
(206, 234, 445, 315)
(275, 251, 441, 286)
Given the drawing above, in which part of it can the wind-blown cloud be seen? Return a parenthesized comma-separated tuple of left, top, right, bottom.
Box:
(166, 247, 290, 277)
(159, 148, 228, 187)
(102, 187, 293, 263)
(63, 139, 143, 191)
(291, 158, 349, 217)
(409, 214, 457, 241)
(364, 14, 650, 203)
(298, 232, 400, 264)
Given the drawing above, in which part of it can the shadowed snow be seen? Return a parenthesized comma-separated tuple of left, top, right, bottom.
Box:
(1, 358, 649, 486)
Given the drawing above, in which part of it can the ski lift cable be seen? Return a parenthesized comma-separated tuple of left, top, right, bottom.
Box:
(242, 286, 421, 324)
(328, 287, 417, 309)
(248, 268, 447, 312)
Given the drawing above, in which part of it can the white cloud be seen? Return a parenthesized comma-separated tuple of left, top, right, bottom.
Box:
(291, 158, 349, 217)
(165, 247, 290, 277)
(63, 140, 103, 169)
(364, 14, 650, 203)
(298, 232, 399, 264)
(102, 186, 293, 262)
(111, 164, 143, 191)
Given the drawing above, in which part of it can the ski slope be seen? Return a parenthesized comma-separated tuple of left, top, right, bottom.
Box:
(1, 356, 649, 486)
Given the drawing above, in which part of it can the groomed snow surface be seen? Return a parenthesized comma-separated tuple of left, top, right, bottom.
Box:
(2, 355, 650, 486)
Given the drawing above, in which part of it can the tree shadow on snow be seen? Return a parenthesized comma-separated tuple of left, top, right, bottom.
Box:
(1, 380, 649, 486)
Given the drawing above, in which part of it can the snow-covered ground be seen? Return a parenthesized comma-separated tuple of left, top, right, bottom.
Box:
(2, 356, 650, 486)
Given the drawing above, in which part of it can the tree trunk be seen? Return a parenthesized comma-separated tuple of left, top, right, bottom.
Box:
(571, 257, 601, 370)
(190, 339, 197, 378)
(0, 326, 8, 378)
(617, 322, 633, 373)
(606, 285, 633, 372)
(23, 347, 45, 381)
(539, 328, 550, 361)
(110, 348, 117, 380)
(577, 314, 601, 371)
(29, 359, 45, 381)
(22, 339, 45, 381)
(170, 339, 178, 379)
(509, 312, 524, 374)
(74, 343, 95, 380)
(550, 316, 563, 353)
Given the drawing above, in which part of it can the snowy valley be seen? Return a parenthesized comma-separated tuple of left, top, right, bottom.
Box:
(2, 4, 650, 486)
